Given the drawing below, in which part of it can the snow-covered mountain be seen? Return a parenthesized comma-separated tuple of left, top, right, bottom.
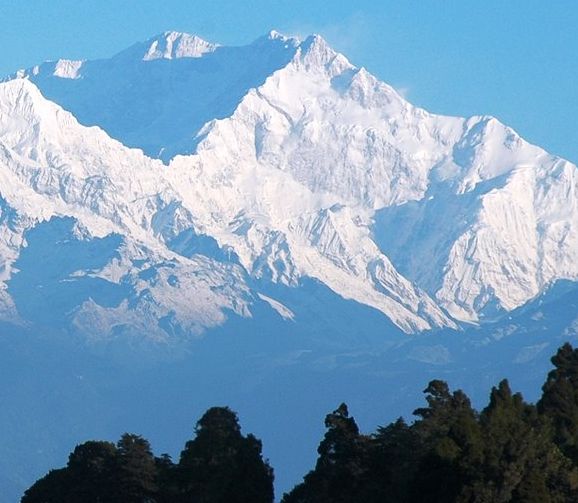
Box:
(2, 30, 578, 502)
(2, 31, 577, 342)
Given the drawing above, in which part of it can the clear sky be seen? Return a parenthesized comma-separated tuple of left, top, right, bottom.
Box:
(2, 0, 577, 163)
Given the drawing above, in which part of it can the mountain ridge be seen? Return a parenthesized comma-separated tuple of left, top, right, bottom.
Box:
(1, 30, 578, 503)
(0, 31, 577, 338)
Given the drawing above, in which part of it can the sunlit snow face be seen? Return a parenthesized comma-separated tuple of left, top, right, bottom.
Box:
(0, 30, 577, 342)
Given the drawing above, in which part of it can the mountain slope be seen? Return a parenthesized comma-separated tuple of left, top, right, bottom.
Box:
(0, 79, 254, 342)
(9, 31, 300, 161)
(0, 77, 453, 337)
(374, 121, 578, 321)
(3, 30, 578, 334)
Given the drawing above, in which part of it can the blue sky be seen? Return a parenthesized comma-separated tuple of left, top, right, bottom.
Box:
(2, 0, 577, 162)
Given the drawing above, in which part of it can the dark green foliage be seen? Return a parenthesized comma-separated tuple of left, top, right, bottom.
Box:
(409, 380, 482, 503)
(155, 453, 178, 503)
(22, 441, 118, 502)
(539, 343, 578, 463)
(115, 433, 159, 502)
(282, 403, 370, 503)
(282, 346, 578, 503)
(364, 418, 421, 502)
(22, 343, 578, 503)
(457, 379, 575, 502)
(21, 408, 272, 503)
(20, 469, 69, 503)
(177, 406, 274, 503)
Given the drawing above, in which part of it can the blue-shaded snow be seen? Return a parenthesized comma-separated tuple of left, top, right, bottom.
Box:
(27, 35, 298, 161)
(168, 228, 239, 264)
(8, 217, 128, 325)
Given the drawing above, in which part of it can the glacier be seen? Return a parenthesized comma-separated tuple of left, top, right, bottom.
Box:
(0, 31, 577, 501)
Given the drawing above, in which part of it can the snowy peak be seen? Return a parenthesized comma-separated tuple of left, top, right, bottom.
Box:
(8, 31, 304, 161)
(266, 30, 300, 44)
(0, 78, 258, 342)
(0, 79, 65, 144)
(293, 34, 351, 75)
(49, 59, 85, 79)
(0, 77, 43, 112)
(345, 67, 408, 110)
(140, 31, 218, 60)
(1, 31, 577, 340)
(248, 30, 302, 49)
(0, 78, 455, 336)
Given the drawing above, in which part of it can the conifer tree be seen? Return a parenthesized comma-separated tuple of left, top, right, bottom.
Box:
(20, 469, 69, 503)
(67, 441, 120, 502)
(282, 403, 370, 503)
(410, 380, 482, 503)
(178, 406, 274, 503)
(22, 345, 578, 503)
(114, 433, 159, 502)
(539, 342, 578, 463)
(22, 440, 118, 503)
(470, 379, 577, 503)
(365, 417, 421, 503)
(155, 453, 177, 503)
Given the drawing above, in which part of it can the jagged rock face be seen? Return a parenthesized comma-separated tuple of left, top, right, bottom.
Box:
(0, 31, 577, 342)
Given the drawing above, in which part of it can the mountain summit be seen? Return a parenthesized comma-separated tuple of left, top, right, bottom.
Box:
(1, 31, 577, 339)
(139, 31, 219, 60)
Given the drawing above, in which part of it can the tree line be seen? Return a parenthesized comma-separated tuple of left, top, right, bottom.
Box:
(22, 343, 578, 502)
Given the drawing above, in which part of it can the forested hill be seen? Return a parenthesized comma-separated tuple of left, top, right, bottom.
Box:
(22, 343, 578, 502)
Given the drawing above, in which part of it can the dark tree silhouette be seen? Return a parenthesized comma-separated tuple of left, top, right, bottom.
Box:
(22, 441, 118, 503)
(178, 406, 274, 503)
(410, 380, 482, 503)
(365, 418, 421, 502)
(20, 469, 69, 503)
(21, 344, 578, 503)
(539, 343, 578, 463)
(115, 433, 159, 502)
(282, 403, 371, 503)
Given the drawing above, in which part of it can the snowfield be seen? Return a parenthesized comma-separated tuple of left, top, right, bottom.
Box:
(0, 31, 576, 339)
